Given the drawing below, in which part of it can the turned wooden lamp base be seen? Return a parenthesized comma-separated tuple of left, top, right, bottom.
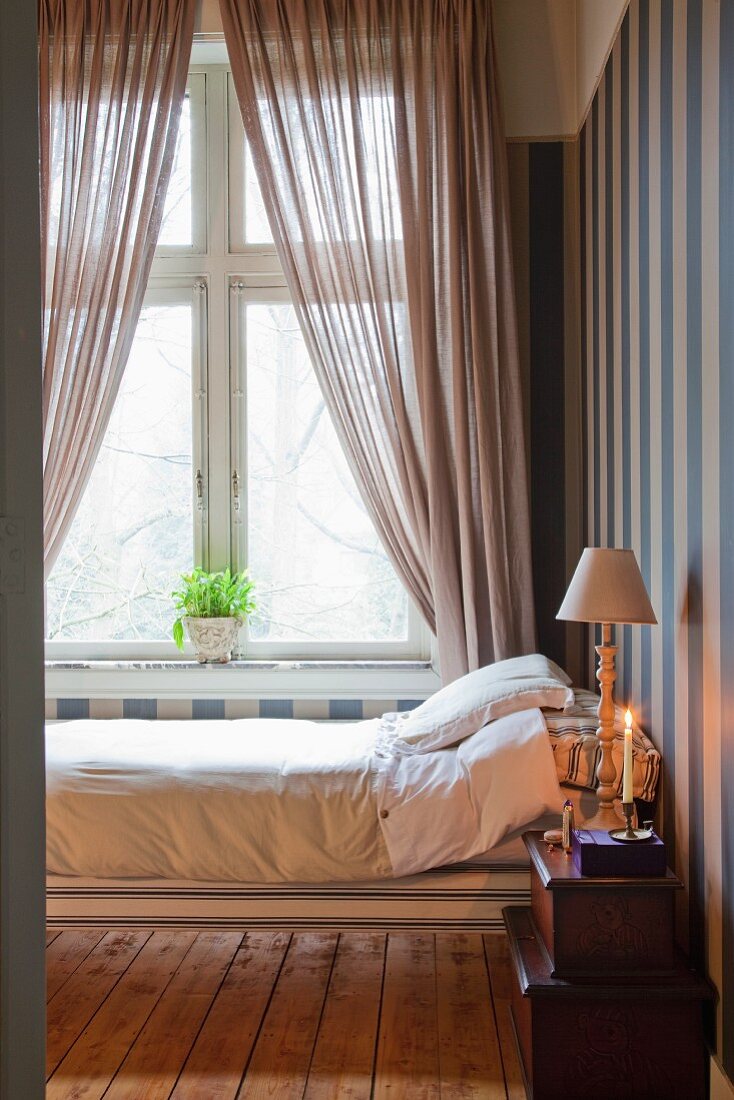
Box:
(557, 548, 658, 834)
(584, 800, 625, 831)
(586, 621, 625, 830)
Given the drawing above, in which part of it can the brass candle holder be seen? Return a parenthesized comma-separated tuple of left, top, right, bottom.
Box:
(609, 802, 654, 842)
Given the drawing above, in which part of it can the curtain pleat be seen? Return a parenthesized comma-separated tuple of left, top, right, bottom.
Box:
(39, 0, 195, 571)
(220, 0, 536, 681)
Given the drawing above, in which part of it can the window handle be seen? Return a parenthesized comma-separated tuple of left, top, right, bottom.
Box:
(195, 469, 205, 511)
(232, 469, 241, 512)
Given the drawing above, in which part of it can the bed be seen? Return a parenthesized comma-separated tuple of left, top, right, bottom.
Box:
(46, 656, 661, 930)
(45, 792, 598, 932)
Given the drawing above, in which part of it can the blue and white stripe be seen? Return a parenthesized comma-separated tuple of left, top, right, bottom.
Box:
(581, 0, 732, 1076)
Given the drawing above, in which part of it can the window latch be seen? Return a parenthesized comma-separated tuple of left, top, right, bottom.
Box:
(195, 469, 205, 511)
(0, 518, 24, 594)
(232, 469, 241, 512)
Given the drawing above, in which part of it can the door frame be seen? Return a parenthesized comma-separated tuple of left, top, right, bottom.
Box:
(0, 1, 47, 1095)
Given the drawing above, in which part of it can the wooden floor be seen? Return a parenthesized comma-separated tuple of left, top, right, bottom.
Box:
(45, 928, 527, 1100)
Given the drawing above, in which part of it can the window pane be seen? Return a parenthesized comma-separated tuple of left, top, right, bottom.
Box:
(46, 303, 194, 640)
(245, 140, 274, 244)
(246, 302, 408, 642)
(158, 94, 193, 248)
(242, 95, 402, 245)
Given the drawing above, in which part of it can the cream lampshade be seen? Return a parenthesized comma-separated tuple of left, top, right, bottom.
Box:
(557, 548, 656, 830)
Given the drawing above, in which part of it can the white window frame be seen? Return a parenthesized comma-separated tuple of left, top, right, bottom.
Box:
(155, 73, 208, 257)
(227, 75, 281, 256)
(45, 64, 431, 665)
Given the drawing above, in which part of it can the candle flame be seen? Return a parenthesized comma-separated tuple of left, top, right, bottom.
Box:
(625, 708, 633, 729)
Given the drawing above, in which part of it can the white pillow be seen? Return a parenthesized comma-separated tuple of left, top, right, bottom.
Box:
(394, 653, 574, 754)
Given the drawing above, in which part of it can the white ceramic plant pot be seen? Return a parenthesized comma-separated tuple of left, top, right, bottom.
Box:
(185, 617, 241, 663)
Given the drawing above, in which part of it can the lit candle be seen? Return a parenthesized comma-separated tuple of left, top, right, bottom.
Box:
(622, 708, 634, 804)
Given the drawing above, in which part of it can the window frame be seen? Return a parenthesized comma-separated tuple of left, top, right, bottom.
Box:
(44, 64, 430, 664)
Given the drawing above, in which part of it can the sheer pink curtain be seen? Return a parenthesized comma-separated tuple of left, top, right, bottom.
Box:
(39, 0, 194, 571)
(220, 0, 535, 681)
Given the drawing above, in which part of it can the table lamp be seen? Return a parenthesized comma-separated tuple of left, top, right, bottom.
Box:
(557, 547, 657, 830)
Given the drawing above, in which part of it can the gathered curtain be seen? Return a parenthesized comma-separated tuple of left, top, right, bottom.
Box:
(220, 0, 535, 681)
(39, 0, 194, 571)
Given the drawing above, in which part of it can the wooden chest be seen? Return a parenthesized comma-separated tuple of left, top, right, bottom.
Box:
(525, 831, 680, 978)
(505, 905, 713, 1100)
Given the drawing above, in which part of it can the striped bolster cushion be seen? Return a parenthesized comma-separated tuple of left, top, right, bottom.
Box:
(543, 689, 661, 803)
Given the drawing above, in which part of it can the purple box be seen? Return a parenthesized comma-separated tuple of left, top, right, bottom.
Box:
(572, 827, 667, 877)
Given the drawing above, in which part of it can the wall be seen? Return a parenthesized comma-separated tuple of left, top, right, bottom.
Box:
(493, 0, 577, 139)
(580, 0, 733, 1084)
(494, 0, 629, 140)
(507, 142, 584, 682)
(576, 0, 630, 127)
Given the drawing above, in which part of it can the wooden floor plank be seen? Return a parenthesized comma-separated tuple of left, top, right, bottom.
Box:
(171, 931, 291, 1100)
(304, 932, 386, 1100)
(237, 932, 339, 1100)
(484, 934, 527, 1100)
(46, 929, 106, 1001)
(47, 931, 152, 1079)
(104, 931, 243, 1100)
(46, 930, 62, 947)
(47, 931, 198, 1100)
(373, 933, 439, 1100)
(436, 933, 507, 1099)
(45, 929, 522, 1099)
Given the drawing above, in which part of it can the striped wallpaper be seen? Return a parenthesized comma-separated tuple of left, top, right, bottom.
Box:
(507, 141, 584, 684)
(580, 0, 733, 1082)
(44, 697, 423, 721)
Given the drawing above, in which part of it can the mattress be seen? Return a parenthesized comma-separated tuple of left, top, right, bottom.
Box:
(46, 709, 563, 883)
(45, 791, 599, 933)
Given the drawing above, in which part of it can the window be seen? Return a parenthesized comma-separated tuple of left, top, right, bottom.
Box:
(45, 287, 205, 645)
(46, 64, 425, 661)
(227, 87, 403, 249)
(157, 75, 207, 252)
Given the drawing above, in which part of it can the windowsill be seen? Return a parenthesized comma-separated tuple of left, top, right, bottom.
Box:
(46, 659, 432, 671)
(44, 659, 441, 700)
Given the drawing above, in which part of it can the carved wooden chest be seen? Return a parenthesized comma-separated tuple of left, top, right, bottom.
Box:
(502, 832, 714, 1100)
(526, 830, 680, 978)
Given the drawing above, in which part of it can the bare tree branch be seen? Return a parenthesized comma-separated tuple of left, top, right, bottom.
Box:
(101, 443, 191, 465)
(295, 500, 379, 556)
(118, 508, 177, 546)
(287, 403, 325, 465)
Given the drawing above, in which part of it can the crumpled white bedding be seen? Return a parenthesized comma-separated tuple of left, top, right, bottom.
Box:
(376, 707, 563, 875)
(46, 708, 563, 882)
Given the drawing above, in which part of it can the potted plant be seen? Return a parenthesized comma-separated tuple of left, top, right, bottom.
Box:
(172, 568, 256, 663)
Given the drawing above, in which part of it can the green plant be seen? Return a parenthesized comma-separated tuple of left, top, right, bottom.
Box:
(172, 568, 256, 651)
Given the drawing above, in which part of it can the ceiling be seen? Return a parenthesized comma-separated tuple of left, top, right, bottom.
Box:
(195, 0, 629, 142)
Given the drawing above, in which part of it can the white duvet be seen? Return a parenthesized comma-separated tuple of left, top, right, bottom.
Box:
(46, 708, 563, 882)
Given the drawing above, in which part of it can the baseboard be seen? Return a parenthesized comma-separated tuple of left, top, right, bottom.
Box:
(710, 1054, 734, 1100)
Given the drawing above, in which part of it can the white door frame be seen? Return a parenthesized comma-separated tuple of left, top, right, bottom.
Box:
(0, 1, 47, 1095)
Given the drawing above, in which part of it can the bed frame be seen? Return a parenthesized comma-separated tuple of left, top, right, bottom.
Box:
(47, 861, 531, 932)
